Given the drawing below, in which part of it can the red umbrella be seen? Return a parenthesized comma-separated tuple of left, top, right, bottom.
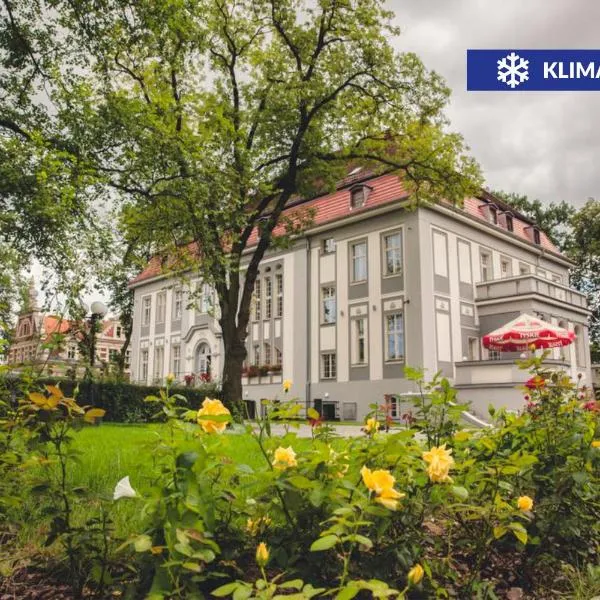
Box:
(482, 313, 576, 353)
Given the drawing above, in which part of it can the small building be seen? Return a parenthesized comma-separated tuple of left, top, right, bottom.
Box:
(5, 281, 130, 377)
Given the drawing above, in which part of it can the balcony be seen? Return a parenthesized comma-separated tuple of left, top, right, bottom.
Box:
(476, 275, 588, 314)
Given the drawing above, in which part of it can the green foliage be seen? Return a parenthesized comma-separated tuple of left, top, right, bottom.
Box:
(33, 378, 223, 423)
(2, 359, 600, 597)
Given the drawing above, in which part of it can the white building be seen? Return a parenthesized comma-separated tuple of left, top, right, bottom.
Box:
(128, 171, 591, 419)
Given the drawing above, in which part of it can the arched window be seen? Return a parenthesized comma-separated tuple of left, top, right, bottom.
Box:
(195, 342, 212, 376)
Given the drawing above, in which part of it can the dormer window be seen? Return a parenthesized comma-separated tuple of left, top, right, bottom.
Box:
(533, 228, 541, 245)
(505, 214, 514, 232)
(489, 205, 498, 225)
(350, 186, 366, 209)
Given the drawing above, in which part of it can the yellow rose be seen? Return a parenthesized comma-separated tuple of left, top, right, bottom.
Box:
(364, 417, 380, 434)
(256, 542, 269, 566)
(282, 379, 292, 393)
(592, 440, 600, 448)
(423, 444, 455, 483)
(273, 446, 297, 469)
(375, 487, 406, 511)
(166, 372, 175, 385)
(246, 516, 272, 536)
(517, 495, 534, 511)
(360, 466, 405, 510)
(197, 398, 230, 434)
(407, 564, 424, 585)
(29, 392, 60, 411)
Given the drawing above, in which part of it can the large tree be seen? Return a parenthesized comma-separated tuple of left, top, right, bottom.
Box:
(1, 0, 480, 408)
(567, 199, 600, 361)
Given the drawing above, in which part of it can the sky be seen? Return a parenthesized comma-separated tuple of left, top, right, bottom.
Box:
(390, 0, 600, 207)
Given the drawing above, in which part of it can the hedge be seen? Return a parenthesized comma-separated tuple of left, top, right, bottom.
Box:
(2, 376, 223, 423)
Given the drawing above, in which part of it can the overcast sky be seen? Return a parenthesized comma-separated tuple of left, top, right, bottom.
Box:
(390, 0, 600, 207)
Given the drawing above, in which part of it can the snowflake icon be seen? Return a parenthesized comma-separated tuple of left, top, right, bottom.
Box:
(497, 52, 529, 88)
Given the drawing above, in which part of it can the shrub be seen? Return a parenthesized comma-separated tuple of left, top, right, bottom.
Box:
(31, 378, 223, 423)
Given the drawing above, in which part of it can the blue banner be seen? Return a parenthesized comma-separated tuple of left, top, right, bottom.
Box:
(467, 49, 600, 91)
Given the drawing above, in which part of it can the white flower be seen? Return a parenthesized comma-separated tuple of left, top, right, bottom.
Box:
(113, 476, 137, 500)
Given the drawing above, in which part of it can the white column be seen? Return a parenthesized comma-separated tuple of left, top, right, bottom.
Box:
(337, 242, 349, 382)
(282, 252, 295, 383)
(310, 247, 320, 383)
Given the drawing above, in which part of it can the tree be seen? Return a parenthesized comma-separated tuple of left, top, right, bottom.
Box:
(0, 0, 480, 410)
(567, 199, 600, 361)
(0, 243, 26, 354)
(491, 190, 575, 251)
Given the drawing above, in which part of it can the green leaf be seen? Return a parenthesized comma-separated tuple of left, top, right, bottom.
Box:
(211, 582, 240, 597)
(451, 486, 469, 501)
(310, 534, 339, 551)
(493, 526, 507, 540)
(336, 584, 360, 600)
(287, 475, 314, 490)
(134, 535, 153, 552)
(279, 580, 304, 590)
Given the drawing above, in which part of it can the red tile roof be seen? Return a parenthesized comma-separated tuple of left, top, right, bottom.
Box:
(130, 173, 562, 286)
(43, 316, 72, 335)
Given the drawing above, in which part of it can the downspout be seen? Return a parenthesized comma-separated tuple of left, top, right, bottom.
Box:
(305, 237, 312, 410)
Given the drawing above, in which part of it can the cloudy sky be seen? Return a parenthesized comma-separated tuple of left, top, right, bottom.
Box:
(390, 0, 599, 207)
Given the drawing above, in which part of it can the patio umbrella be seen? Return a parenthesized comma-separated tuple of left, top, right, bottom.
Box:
(482, 313, 576, 353)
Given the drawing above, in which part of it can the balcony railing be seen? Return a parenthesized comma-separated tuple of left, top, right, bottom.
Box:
(476, 275, 588, 310)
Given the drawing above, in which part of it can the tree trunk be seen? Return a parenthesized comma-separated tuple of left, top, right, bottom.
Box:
(221, 333, 247, 420)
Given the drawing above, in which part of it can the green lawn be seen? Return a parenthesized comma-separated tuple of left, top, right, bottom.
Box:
(16, 423, 317, 547)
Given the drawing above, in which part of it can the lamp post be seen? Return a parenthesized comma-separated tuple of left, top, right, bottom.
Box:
(86, 300, 108, 368)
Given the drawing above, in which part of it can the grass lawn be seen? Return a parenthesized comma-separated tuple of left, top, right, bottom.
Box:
(16, 423, 313, 547)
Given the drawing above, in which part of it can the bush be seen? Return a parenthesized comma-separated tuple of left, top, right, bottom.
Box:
(34, 378, 223, 423)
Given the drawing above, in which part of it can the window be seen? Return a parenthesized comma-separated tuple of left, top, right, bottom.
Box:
(322, 287, 336, 324)
(489, 206, 498, 225)
(265, 277, 272, 319)
(172, 345, 181, 377)
(21, 322, 30, 337)
(489, 350, 501, 361)
(275, 274, 283, 317)
(125, 349, 131, 368)
(383, 232, 402, 276)
(457, 240, 472, 284)
(519, 263, 530, 275)
(275, 347, 282, 366)
(350, 187, 365, 209)
(200, 283, 212, 313)
(467, 337, 479, 361)
(67, 346, 76, 360)
(252, 343, 260, 366)
(156, 292, 166, 324)
(109, 349, 118, 362)
(480, 252, 492, 281)
(153, 346, 164, 380)
(351, 241, 368, 282)
(322, 353, 337, 379)
(433, 231, 448, 278)
(353, 318, 367, 364)
(500, 257, 512, 278)
(264, 342, 271, 366)
(116, 326, 122, 337)
(323, 238, 336, 253)
(253, 280, 261, 321)
(533, 228, 541, 245)
(195, 343, 211, 375)
(386, 313, 404, 361)
(505, 214, 514, 232)
(173, 290, 182, 319)
(142, 297, 151, 326)
(140, 349, 149, 381)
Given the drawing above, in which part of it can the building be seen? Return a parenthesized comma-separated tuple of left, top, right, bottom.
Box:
(6, 281, 130, 376)
(128, 170, 592, 419)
